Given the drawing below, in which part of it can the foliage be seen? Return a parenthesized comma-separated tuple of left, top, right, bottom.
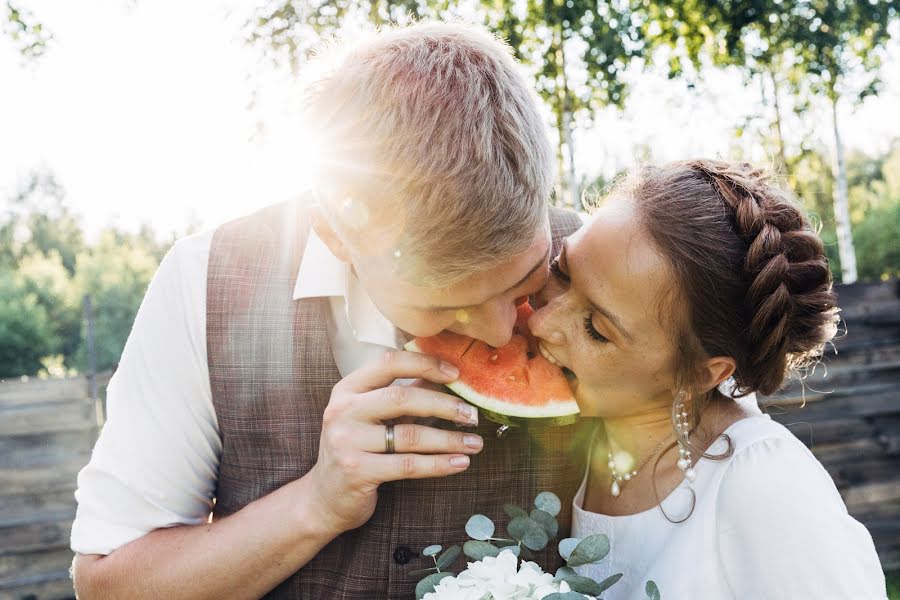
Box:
(0, 172, 166, 377)
(409, 490, 656, 599)
(0, 268, 58, 378)
(3, 1, 52, 60)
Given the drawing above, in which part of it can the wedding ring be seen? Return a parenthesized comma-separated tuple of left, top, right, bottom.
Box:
(385, 423, 395, 454)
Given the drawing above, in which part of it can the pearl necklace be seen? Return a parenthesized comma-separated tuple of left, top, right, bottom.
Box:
(607, 431, 675, 498)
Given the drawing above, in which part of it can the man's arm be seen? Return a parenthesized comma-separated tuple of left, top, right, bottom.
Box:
(73, 474, 334, 600)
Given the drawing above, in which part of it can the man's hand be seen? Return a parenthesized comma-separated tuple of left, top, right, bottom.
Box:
(307, 350, 482, 534)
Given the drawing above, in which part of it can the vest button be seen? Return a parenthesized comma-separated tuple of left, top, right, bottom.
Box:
(393, 545, 416, 565)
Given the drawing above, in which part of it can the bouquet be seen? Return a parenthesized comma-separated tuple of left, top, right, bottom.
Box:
(410, 492, 660, 600)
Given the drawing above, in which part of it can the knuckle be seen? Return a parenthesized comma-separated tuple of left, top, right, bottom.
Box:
(385, 385, 406, 409)
(397, 425, 421, 450)
(381, 350, 397, 371)
(400, 455, 417, 478)
(337, 454, 360, 474)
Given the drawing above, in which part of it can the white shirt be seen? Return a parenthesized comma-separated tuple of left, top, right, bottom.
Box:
(571, 414, 887, 600)
(71, 228, 401, 555)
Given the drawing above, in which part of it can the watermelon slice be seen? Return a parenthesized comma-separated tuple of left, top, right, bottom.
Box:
(405, 302, 580, 426)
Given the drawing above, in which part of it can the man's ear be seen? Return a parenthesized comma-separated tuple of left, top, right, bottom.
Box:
(311, 208, 352, 264)
(700, 356, 736, 393)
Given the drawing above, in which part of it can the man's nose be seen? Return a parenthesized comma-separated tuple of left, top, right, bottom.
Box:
(466, 300, 518, 347)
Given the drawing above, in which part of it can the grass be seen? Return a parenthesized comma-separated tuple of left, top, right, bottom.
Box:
(888, 570, 900, 600)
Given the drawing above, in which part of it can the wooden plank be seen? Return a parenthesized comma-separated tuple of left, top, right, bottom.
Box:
(0, 547, 73, 580)
(0, 571, 75, 599)
(777, 417, 873, 447)
(829, 459, 900, 491)
(0, 489, 76, 524)
(762, 388, 899, 421)
(0, 455, 90, 496)
(878, 544, 900, 572)
(841, 480, 900, 511)
(0, 400, 97, 436)
(0, 430, 97, 470)
(0, 377, 89, 407)
(809, 438, 887, 465)
(0, 517, 72, 555)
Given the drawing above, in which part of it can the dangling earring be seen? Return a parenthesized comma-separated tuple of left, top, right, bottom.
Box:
(673, 392, 697, 486)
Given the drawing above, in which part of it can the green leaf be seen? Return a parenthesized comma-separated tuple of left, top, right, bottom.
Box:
(463, 540, 501, 561)
(598, 573, 624, 593)
(407, 567, 437, 579)
(503, 503, 529, 519)
(530, 508, 559, 539)
(415, 572, 453, 599)
(562, 575, 603, 596)
(507, 516, 550, 551)
(465, 514, 495, 541)
(422, 544, 442, 557)
(646, 580, 661, 600)
(566, 534, 610, 567)
(499, 545, 521, 557)
(554, 566, 577, 582)
(436, 545, 461, 570)
(534, 491, 562, 516)
(558, 537, 581, 560)
(541, 593, 586, 600)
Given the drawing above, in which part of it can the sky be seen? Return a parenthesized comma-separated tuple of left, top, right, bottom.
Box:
(2, 1, 899, 239)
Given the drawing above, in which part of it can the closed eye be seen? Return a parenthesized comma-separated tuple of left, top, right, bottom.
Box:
(583, 315, 609, 343)
(550, 257, 569, 282)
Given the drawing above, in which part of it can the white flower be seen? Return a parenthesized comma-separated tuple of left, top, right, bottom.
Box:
(421, 550, 595, 600)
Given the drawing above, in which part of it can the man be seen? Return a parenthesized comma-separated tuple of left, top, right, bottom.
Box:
(71, 22, 584, 599)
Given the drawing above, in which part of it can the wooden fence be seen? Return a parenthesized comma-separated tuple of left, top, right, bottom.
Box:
(0, 375, 106, 600)
(0, 281, 897, 599)
(762, 280, 900, 571)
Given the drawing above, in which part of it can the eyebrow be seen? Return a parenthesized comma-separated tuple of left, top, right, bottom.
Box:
(416, 244, 551, 311)
(561, 241, 635, 344)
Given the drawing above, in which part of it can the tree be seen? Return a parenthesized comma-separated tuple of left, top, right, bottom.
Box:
(0, 269, 58, 378)
(71, 230, 160, 372)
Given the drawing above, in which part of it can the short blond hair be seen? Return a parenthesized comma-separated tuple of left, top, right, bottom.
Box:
(304, 21, 553, 285)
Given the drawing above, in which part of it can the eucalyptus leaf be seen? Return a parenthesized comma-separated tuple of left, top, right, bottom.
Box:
(503, 503, 529, 519)
(530, 508, 559, 539)
(422, 544, 442, 557)
(598, 573, 624, 593)
(499, 545, 522, 557)
(507, 516, 550, 551)
(566, 534, 610, 567)
(465, 514, 495, 541)
(554, 566, 577, 582)
(463, 540, 501, 561)
(534, 491, 562, 517)
(436, 545, 461, 570)
(541, 593, 587, 600)
(407, 568, 437, 579)
(646, 580, 661, 600)
(558, 537, 581, 560)
(415, 572, 453, 600)
(562, 575, 603, 596)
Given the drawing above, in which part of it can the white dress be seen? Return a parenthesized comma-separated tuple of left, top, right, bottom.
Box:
(571, 415, 887, 600)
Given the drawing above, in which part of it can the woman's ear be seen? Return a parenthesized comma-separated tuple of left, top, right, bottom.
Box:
(311, 208, 352, 264)
(700, 356, 736, 393)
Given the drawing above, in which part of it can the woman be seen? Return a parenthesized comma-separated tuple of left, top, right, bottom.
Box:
(529, 159, 886, 599)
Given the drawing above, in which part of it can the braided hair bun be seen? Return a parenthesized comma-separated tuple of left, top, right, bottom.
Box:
(624, 159, 839, 398)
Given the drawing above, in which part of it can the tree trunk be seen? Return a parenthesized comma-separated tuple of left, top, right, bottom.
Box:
(768, 69, 789, 179)
(562, 107, 579, 210)
(830, 94, 858, 284)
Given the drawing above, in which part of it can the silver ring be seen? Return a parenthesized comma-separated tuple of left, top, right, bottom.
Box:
(385, 423, 395, 454)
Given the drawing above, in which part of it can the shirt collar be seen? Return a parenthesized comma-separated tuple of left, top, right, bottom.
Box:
(293, 230, 400, 349)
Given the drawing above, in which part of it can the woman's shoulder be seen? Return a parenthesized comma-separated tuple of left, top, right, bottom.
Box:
(708, 415, 886, 598)
(712, 414, 848, 516)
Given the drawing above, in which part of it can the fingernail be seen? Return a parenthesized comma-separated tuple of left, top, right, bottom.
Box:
(450, 455, 470, 468)
(464, 434, 483, 449)
(441, 362, 460, 379)
(458, 404, 478, 425)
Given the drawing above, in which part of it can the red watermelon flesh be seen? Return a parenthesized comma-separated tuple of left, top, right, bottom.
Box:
(404, 302, 579, 423)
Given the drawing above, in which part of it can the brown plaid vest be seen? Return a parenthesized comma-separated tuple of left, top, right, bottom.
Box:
(207, 199, 588, 599)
